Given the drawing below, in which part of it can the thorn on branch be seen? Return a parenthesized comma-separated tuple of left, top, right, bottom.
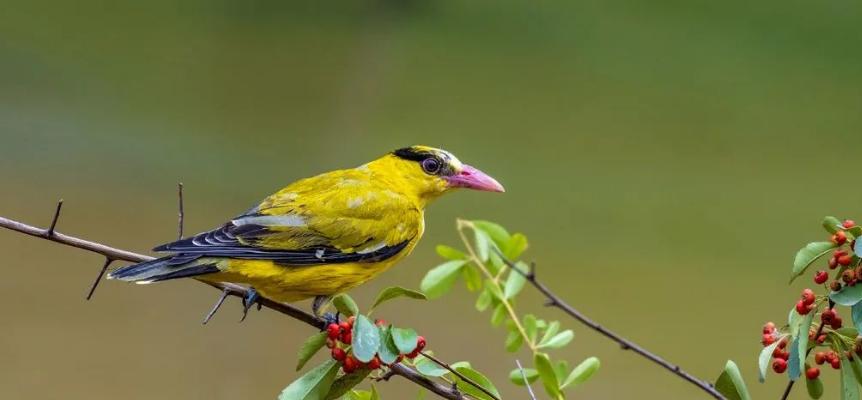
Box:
(527, 261, 536, 280)
(85, 257, 113, 300)
(203, 288, 231, 325)
(620, 343, 631, 350)
(46, 200, 63, 237)
(177, 182, 184, 240)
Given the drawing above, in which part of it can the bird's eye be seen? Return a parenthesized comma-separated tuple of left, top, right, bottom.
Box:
(421, 158, 442, 174)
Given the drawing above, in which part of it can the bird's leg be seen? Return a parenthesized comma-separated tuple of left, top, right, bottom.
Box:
(240, 287, 260, 322)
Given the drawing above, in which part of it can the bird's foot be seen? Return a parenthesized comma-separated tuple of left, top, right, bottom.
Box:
(311, 295, 331, 319)
(321, 312, 341, 328)
(240, 287, 260, 322)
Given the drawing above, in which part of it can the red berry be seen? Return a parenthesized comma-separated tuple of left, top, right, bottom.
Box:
(326, 323, 341, 339)
(778, 337, 788, 348)
(772, 358, 788, 373)
(844, 220, 856, 229)
(836, 250, 849, 258)
(830, 257, 839, 269)
(416, 336, 427, 352)
(833, 316, 844, 329)
(815, 352, 827, 365)
(844, 270, 857, 283)
(822, 309, 836, 324)
(831, 359, 841, 369)
(762, 334, 776, 346)
(406, 349, 421, 359)
(817, 334, 827, 344)
(831, 281, 843, 291)
(375, 319, 387, 327)
(367, 356, 381, 370)
(340, 331, 353, 344)
(326, 338, 336, 349)
(814, 271, 829, 284)
(839, 255, 853, 266)
(801, 289, 816, 305)
(796, 300, 811, 315)
(339, 321, 351, 333)
(763, 322, 776, 334)
(834, 231, 848, 245)
(806, 367, 820, 380)
(343, 356, 358, 373)
(331, 347, 346, 362)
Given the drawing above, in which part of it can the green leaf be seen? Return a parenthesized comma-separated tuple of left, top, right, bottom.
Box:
(295, 332, 328, 371)
(538, 330, 574, 350)
(436, 244, 467, 260)
(475, 287, 494, 312)
(473, 228, 492, 262)
(504, 261, 529, 299)
(791, 242, 837, 283)
(415, 354, 448, 377)
(843, 357, 861, 400)
(758, 341, 781, 382)
(807, 376, 824, 399)
(473, 220, 512, 248)
(451, 365, 501, 400)
(535, 353, 562, 399)
(347, 390, 371, 400)
(420, 260, 467, 299)
(391, 327, 418, 354)
(714, 360, 751, 400)
(561, 357, 600, 390)
(491, 303, 507, 326)
(324, 368, 372, 400)
(788, 337, 802, 381)
(371, 286, 426, 310)
(376, 326, 400, 365)
(824, 216, 844, 234)
(505, 233, 529, 260)
(505, 330, 523, 352)
(832, 285, 862, 306)
(332, 294, 359, 317)
(462, 264, 483, 292)
(850, 356, 862, 386)
(351, 315, 381, 363)
(509, 367, 539, 386)
(554, 360, 569, 383)
(278, 360, 340, 400)
(795, 311, 815, 375)
(540, 321, 561, 345)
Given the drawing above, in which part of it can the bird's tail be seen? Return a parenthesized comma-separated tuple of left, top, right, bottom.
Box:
(107, 255, 220, 284)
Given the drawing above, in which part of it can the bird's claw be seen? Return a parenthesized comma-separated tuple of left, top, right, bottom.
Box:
(240, 287, 260, 322)
(321, 312, 341, 328)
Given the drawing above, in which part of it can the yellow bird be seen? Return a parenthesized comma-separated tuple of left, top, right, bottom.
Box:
(108, 145, 504, 317)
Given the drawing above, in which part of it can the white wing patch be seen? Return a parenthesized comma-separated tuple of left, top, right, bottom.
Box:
(232, 214, 307, 227)
(357, 241, 387, 254)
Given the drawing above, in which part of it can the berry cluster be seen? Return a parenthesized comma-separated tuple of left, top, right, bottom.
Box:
(325, 317, 426, 374)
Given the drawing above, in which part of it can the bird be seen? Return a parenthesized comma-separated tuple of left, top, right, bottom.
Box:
(107, 145, 504, 320)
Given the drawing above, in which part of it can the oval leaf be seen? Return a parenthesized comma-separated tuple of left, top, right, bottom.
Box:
(561, 357, 600, 389)
(371, 286, 426, 310)
(807, 376, 824, 399)
(415, 355, 449, 377)
(791, 242, 837, 283)
(436, 245, 467, 260)
(824, 216, 843, 234)
(278, 360, 340, 400)
(391, 327, 418, 354)
(758, 341, 781, 382)
(831, 285, 862, 306)
(325, 368, 372, 400)
(452, 365, 501, 400)
(842, 357, 860, 400)
(473, 228, 492, 262)
(376, 326, 400, 365)
(715, 360, 751, 400)
(538, 330, 574, 350)
(420, 260, 467, 299)
(351, 315, 381, 363)
(332, 294, 359, 317)
(795, 311, 815, 374)
(296, 332, 328, 371)
(509, 367, 539, 386)
(504, 261, 529, 299)
(472, 220, 512, 248)
(505, 233, 529, 260)
(534, 352, 562, 399)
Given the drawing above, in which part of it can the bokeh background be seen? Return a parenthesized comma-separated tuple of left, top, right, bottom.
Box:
(2, 1, 861, 399)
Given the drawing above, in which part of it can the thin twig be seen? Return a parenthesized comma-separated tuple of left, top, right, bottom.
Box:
(177, 182, 184, 240)
(493, 248, 725, 400)
(0, 214, 464, 400)
(85, 258, 113, 300)
(420, 351, 500, 400)
(780, 300, 834, 400)
(46, 199, 63, 237)
(202, 288, 230, 324)
(515, 360, 537, 400)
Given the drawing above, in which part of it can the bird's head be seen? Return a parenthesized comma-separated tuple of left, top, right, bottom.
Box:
(374, 145, 504, 201)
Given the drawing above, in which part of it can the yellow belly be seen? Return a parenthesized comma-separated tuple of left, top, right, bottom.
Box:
(196, 255, 406, 303)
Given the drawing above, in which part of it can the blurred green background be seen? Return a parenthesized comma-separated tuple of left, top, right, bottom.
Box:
(1, 1, 861, 399)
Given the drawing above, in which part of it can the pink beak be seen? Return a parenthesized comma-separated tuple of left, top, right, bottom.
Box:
(445, 164, 505, 192)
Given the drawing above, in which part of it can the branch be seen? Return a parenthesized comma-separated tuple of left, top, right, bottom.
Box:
(0, 212, 465, 400)
(494, 249, 726, 400)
